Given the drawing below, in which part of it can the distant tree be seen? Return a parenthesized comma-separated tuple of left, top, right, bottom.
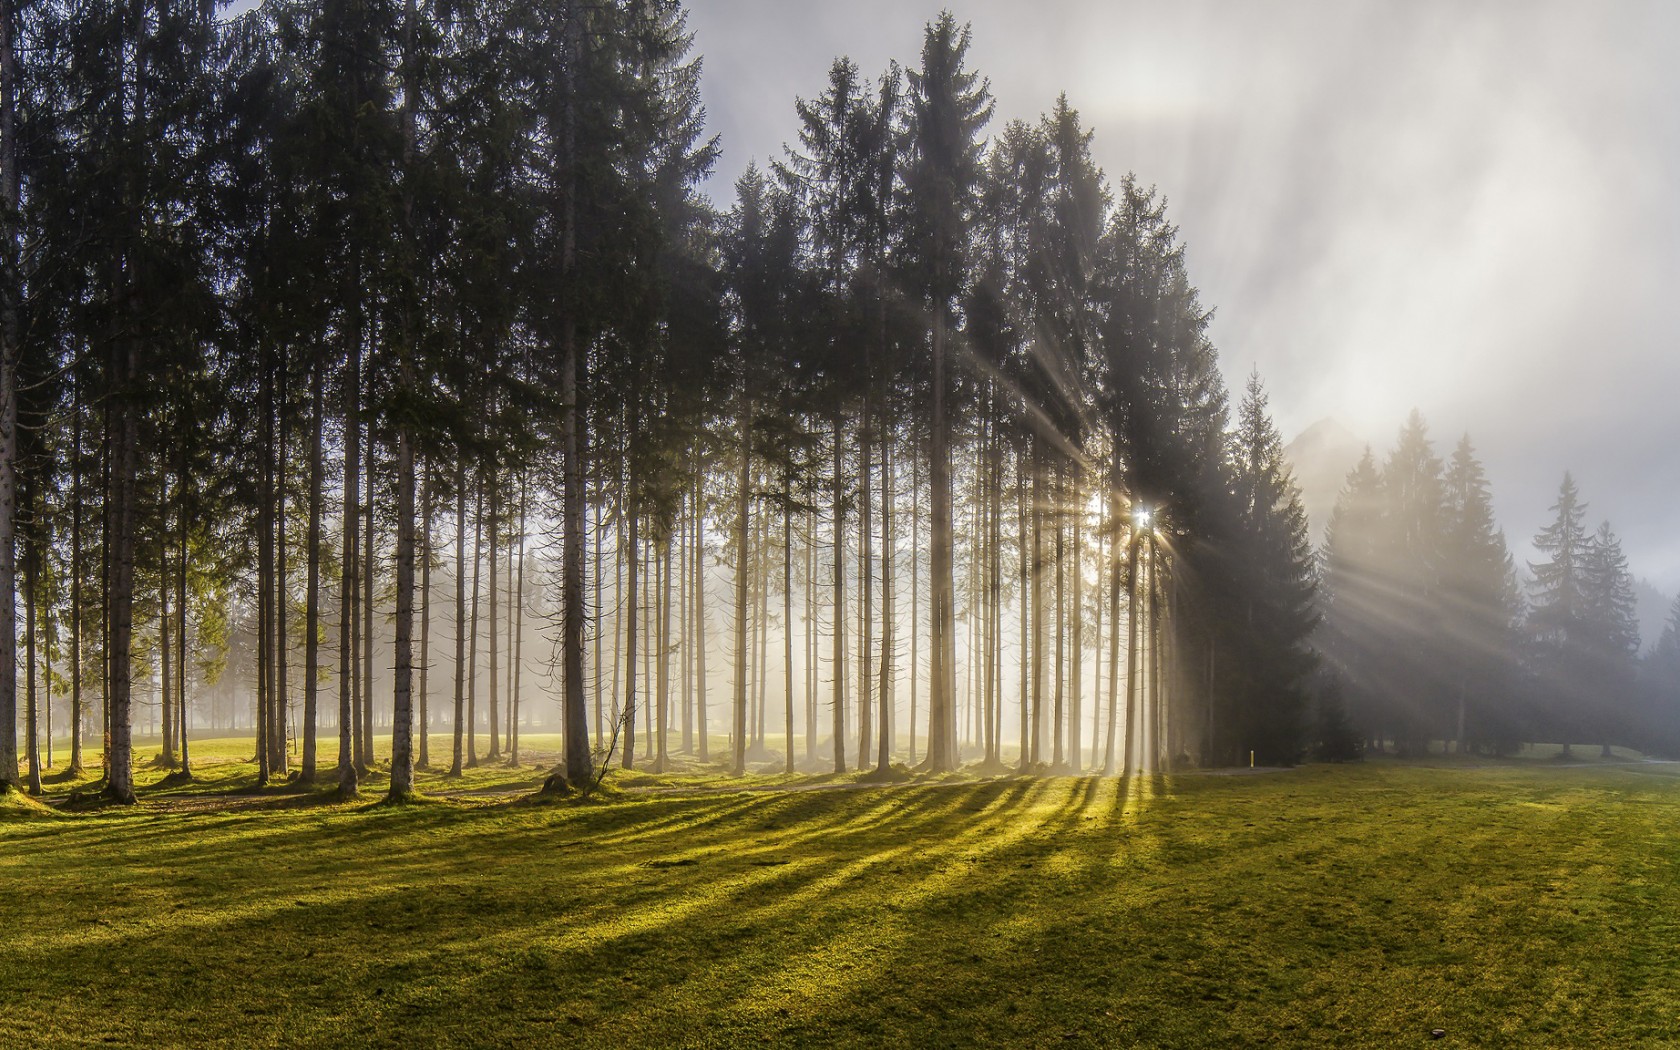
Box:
(1528, 472, 1594, 754)
(1439, 436, 1522, 753)
(1580, 520, 1638, 756)
(1223, 372, 1318, 764)
(1319, 448, 1384, 744)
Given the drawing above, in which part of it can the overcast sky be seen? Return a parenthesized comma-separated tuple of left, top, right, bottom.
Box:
(688, 0, 1680, 589)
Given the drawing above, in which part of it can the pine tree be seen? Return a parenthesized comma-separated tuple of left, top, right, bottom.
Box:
(1528, 472, 1593, 753)
(1581, 520, 1638, 755)
(903, 12, 992, 771)
(1224, 372, 1318, 764)
(1439, 436, 1521, 753)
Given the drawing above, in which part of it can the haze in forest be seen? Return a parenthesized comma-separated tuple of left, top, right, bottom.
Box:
(689, 0, 1680, 588)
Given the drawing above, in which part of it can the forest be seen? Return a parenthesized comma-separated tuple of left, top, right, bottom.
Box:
(0, 0, 1675, 811)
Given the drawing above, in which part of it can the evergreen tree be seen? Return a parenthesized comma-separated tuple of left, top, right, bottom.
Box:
(1439, 435, 1521, 753)
(1528, 472, 1594, 753)
(1223, 372, 1318, 763)
(902, 12, 991, 772)
(1581, 520, 1639, 755)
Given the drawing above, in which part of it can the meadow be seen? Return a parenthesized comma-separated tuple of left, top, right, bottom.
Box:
(5, 743, 1680, 1048)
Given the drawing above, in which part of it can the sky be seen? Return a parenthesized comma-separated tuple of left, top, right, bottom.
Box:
(687, 0, 1680, 590)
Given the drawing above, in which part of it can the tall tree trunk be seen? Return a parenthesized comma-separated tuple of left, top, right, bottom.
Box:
(487, 469, 500, 761)
(301, 356, 323, 783)
(1030, 446, 1044, 766)
(388, 0, 420, 801)
(875, 434, 893, 774)
(754, 506, 768, 752)
(450, 456, 467, 776)
(160, 529, 175, 769)
(1053, 468, 1065, 769)
(24, 537, 38, 794)
(1123, 530, 1141, 776)
(105, 343, 140, 804)
(910, 454, 920, 766)
(467, 472, 483, 767)
(257, 355, 275, 788)
(417, 459, 431, 769)
(681, 480, 694, 754)
(1018, 450, 1030, 773)
(927, 306, 957, 771)
(177, 486, 190, 778)
(274, 404, 290, 776)
(592, 494, 604, 742)
(0, 0, 20, 793)
(695, 495, 708, 763)
(858, 397, 873, 770)
(731, 412, 749, 776)
(831, 415, 847, 774)
(510, 475, 525, 767)
(656, 534, 672, 771)
(1103, 497, 1120, 774)
(555, 0, 592, 792)
(337, 303, 362, 798)
(360, 445, 375, 772)
(784, 480, 795, 774)
(623, 499, 639, 770)
(804, 510, 816, 766)
(70, 388, 84, 774)
(1069, 477, 1083, 771)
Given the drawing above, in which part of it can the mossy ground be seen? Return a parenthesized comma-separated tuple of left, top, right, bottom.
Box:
(5, 747, 1680, 1048)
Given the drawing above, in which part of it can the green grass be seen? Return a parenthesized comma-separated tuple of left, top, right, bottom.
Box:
(6, 759, 1680, 1047)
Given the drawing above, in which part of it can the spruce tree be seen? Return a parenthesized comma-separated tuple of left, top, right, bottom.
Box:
(903, 12, 991, 771)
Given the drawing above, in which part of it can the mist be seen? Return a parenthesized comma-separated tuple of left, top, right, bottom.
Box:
(691, 0, 1680, 588)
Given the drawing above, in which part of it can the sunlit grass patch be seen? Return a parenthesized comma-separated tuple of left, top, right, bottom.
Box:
(6, 762, 1680, 1046)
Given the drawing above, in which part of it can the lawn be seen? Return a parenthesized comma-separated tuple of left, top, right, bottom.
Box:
(5, 754, 1680, 1048)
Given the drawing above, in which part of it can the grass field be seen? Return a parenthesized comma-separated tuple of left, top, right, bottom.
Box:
(6, 750, 1680, 1048)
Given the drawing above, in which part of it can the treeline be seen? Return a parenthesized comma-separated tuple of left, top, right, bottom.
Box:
(1320, 413, 1675, 757)
(0, 2, 1322, 802)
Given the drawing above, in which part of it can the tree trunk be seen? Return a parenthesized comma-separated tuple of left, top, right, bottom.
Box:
(177, 488, 190, 778)
(467, 471, 483, 767)
(0, 0, 20, 793)
(417, 459, 432, 769)
(656, 534, 672, 771)
(623, 499, 639, 770)
(784, 481, 796, 774)
(273, 404, 290, 777)
(160, 528, 175, 769)
(1030, 446, 1044, 767)
(510, 474, 525, 766)
(859, 396, 873, 770)
(487, 469, 500, 761)
(927, 306, 957, 771)
(337, 306, 361, 798)
(911, 454, 920, 766)
(70, 387, 84, 774)
(831, 415, 847, 774)
(301, 355, 323, 783)
(450, 456, 467, 777)
(876, 434, 893, 774)
(360, 445, 375, 772)
(24, 537, 38, 794)
(556, 0, 593, 793)
(731, 410, 750, 776)
(388, 0, 419, 799)
(695, 494, 707, 763)
(105, 342, 140, 805)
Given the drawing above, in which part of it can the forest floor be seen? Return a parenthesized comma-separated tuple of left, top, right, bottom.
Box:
(5, 743, 1680, 1048)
